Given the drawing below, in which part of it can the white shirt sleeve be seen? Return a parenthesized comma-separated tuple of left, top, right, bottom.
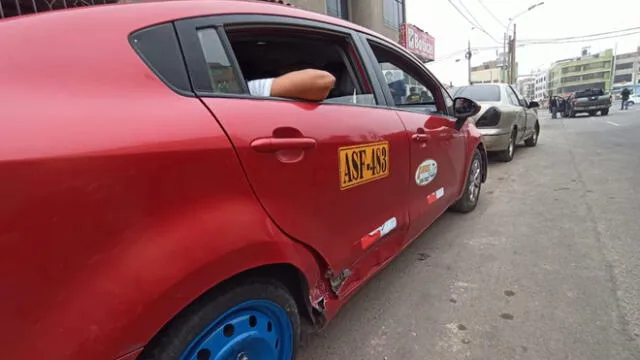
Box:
(247, 78, 274, 97)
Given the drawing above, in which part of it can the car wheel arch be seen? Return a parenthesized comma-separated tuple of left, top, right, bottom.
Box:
(478, 143, 488, 183)
(104, 226, 329, 359)
(140, 261, 322, 356)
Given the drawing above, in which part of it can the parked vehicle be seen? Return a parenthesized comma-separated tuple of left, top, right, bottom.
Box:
(626, 94, 640, 106)
(0, 1, 487, 359)
(451, 84, 540, 162)
(549, 95, 568, 118)
(565, 88, 611, 117)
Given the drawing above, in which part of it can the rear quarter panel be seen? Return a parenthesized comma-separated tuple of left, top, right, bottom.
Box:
(0, 8, 324, 360)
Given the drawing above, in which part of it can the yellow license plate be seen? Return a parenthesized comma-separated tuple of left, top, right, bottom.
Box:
(339, 141, 389, 190)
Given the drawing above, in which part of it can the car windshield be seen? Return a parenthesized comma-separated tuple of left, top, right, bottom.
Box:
(453, 85, 501, 102)
(574, 89, 605, 98)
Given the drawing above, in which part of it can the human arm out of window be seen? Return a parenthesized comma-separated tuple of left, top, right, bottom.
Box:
(248, 78, 274, 97)
(270, 69, 336, 101)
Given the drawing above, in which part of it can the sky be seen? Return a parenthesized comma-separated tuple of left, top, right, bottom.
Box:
(408, 0, 640, 86)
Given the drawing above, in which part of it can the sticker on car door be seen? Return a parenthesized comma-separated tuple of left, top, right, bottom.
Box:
(415, 159, 437, 186)
(339, 141, 389, 190)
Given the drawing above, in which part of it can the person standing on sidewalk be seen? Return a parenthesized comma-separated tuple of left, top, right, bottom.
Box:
(551, 97, 558, 119)
(621, 87, 631, 110)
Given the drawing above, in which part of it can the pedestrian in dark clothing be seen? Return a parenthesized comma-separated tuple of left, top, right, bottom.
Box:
(621, 88, 631, 110)
(551, 97, 558, 119)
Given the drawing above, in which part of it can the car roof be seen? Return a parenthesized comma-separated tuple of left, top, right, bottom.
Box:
(0, 0, 383, 40)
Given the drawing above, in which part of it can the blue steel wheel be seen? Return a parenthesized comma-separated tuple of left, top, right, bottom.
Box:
(139, 281, 300, 360)
(180, 300, 294, 360)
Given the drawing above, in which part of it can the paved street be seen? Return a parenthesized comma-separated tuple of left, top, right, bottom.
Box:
(299, 105, 640, 360)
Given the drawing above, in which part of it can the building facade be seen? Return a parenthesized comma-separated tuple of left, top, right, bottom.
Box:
(263, 0, 434, 61)
(532, 68, 548, 101)
(548, 49, 614, 96)
(470, 59, 517, 85)
(284, 0, 405, 42)
(517, 76, 535, 100)
(613, 47, 640, 85)
(612, 47, 640, 97)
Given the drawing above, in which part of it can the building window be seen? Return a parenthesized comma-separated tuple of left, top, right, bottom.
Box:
(614, 74, 633, 83)
(615, 62, 633, 71)
(383, 0, 404, 29)
(584, 61, 605, 71)
(326, 0, 349, 20)
(582, 72, 608, 81)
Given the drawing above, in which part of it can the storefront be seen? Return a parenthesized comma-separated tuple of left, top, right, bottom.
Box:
(399, 23, 435, 63)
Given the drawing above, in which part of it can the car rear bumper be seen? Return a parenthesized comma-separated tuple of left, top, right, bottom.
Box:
(479, 129, 511, 152)
(573, 105, 609, 112)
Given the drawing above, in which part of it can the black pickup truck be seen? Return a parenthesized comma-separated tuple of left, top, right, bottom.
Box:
(565, 88, 612, 117)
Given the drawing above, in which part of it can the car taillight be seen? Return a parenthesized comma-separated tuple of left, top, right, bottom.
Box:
(475, 107, 501, 127)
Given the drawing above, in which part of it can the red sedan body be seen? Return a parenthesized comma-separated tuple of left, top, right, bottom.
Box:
(0, 1, 486, 359)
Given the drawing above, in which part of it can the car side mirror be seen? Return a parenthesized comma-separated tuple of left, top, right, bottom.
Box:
(528, 101, 540, 109)
(453, 97, 481, 121)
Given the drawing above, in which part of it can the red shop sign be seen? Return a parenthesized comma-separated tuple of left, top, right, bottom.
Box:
(400, 24, 435, 61)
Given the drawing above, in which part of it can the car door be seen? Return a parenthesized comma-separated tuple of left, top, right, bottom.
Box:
(174, 16, 411, 277)
(360, 36, 466, 240)
(505, 86, 527, 141)
(510, 86, 534, 139)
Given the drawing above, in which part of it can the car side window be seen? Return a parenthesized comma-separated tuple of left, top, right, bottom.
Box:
(366, 41, 443, 114)
(505, 86, 521, 106)
(193, 24, 376, 106)
(196, 28, 245, 94)
(442, 88, 454, 114)
(509, 86, 528, 107)
(129, 23, 193, 95)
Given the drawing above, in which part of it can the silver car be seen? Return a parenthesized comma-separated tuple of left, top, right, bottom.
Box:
(452, 84, 540, 162)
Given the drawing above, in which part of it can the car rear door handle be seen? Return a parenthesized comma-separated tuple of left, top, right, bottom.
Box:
(250, 137, 317, 153)
(412, 133, 430, 142)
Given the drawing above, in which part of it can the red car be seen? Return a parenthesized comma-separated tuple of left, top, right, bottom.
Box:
(0, 1, 487, 359)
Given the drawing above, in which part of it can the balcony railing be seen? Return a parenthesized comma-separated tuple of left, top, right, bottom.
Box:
(0, 0, 116, 18)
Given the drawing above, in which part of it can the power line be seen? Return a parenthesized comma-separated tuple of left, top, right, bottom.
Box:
(445, 0, 501, 44)
(519, 26, 640, 43)
(433, 27, 640, 63)
(477, 0, 505, 28)
(457, 0, 488, 33)
(520, 31, 640, 44)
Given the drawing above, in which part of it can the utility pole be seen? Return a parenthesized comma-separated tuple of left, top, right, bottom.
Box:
(510, 23, 517, 85)
(506, 35, 512, 84)
(466, 39, 472, 85)
(610, 42, 618, 94)
(502, 32, 508, 83)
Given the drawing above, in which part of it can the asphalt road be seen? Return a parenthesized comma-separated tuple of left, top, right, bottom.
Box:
(298, 104, 640, 360)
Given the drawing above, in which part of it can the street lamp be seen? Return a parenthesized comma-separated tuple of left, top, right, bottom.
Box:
(502, 2, 544, 83)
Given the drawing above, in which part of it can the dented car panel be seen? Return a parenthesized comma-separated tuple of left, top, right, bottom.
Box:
(0, 1, 486, 359)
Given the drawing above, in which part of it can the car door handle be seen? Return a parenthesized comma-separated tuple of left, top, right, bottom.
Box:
(412, 133, 430, 142)
(250, 137, 317, 153)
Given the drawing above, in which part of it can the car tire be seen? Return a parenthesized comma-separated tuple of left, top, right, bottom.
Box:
(139, 279, 300, 360)
(497, 129, 516, 162)
(588, 111, 596, 116)
(451, 148, 483, 213)
(569, 111, 576, 118)
(524, 122, 539, 147)
(601, 108, 609, 116)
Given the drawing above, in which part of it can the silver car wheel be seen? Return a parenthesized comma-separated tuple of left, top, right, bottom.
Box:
(468, 158, 482, 203)
(508, 136, 514, 157)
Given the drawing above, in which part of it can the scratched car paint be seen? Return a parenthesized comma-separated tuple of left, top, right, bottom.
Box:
(0, 1, 487, 359)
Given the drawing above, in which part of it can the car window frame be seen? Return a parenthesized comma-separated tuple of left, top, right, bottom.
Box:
(128, 22, 195, 97)
(505, 86, 521, 107)
(174, 14, 387, 109)
(441, 87, 454, 115)
(509, 85, 528, 107)
(356, 33, 447, 115)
